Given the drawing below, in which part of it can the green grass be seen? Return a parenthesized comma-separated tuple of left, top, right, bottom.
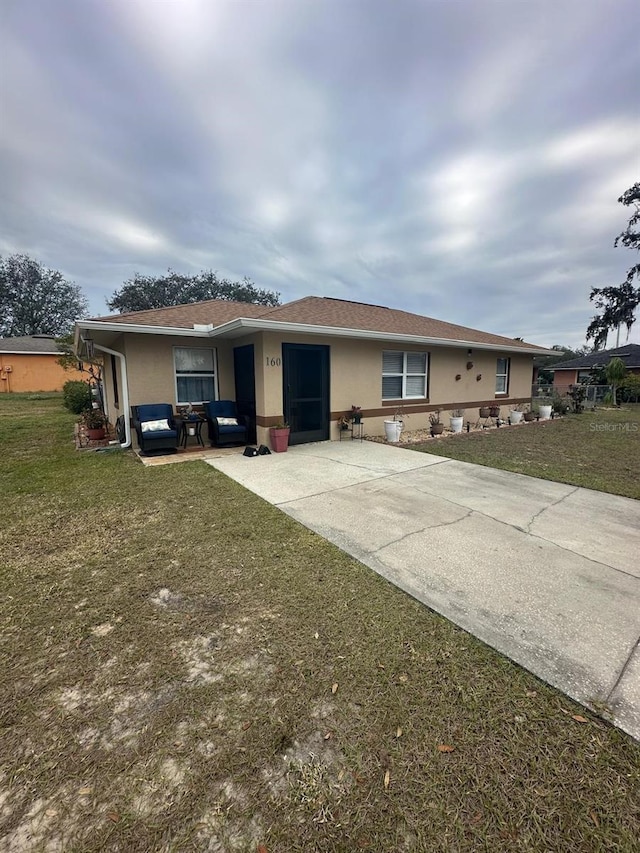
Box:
(406, 406, 640, 499)
(1, 394, 639, 852)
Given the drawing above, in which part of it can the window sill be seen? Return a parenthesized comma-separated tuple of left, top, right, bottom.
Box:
(382, 398, 429, 405)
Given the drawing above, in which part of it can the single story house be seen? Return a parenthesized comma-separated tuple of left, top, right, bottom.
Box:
(0, 334, 84, 393)
(74, 296, 551, 449)
(550, 344, 640, 387)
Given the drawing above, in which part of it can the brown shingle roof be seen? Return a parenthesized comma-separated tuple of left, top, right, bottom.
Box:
(261, 297, 545, 351)
(92, 299, 270, 328)
(89, 295, 546, 351)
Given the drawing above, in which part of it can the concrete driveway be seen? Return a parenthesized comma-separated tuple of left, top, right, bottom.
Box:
(206, 441, 640, 740)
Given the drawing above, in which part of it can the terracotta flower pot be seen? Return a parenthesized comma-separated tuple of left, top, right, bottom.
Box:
(523, 411, 535, 422)
(430, 423, 444, 436)
(270, 427, 290, 452)
(86, 427, 106, 440)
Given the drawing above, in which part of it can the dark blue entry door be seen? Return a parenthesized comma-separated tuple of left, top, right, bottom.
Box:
(282, 343, 330, 445)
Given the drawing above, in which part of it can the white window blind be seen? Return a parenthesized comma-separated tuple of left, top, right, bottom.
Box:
(382, 351, 428, 399)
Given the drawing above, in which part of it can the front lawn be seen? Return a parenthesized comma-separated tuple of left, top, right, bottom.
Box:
(1, 394, 639, 852)
(406, 406, 640, 499)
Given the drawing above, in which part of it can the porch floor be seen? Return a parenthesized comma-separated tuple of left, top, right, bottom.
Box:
(135, 443, 246, 467)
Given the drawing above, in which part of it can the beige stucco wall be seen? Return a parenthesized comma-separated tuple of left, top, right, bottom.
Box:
(120, 334, 234, 408)
(254, 331, 533, 443)
(92, 328, 534, 446)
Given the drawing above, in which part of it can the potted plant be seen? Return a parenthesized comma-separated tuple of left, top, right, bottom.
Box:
(479, 406, 491, 419)
(269, 421, 290, 453)
(351, 405, 362, 424)
(384, 408, 404, 442)
(489, 405, 500, 418)
(537, 398, 552, 420)
(509, 404, 524, 424)
(337, 415, 351, 432)
(429, 410, 444, 436)
(449, 408, 464, 433)
(81, 408, 108, 440)
(522, 404, 535, 422)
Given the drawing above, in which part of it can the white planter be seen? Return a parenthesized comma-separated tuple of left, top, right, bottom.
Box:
(449, 416, 464, 433)
(510, 411, 523, 424)
(384, 420, 403, 442)
(538, 405, 552, 420)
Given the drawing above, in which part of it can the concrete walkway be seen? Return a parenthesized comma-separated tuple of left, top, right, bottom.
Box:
(206, 441, 640, 740)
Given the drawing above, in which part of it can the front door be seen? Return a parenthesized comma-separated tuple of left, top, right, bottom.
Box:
(233, 344, 257, 444)
(282, 343, 330, 445)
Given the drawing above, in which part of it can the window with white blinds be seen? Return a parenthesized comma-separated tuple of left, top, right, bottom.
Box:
(382, 351, 428, 399)
(495, 357, 510, 394)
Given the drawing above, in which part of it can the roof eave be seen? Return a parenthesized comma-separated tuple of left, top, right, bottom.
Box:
(75, 317, 550, 355)
(211, 318, 551, 354)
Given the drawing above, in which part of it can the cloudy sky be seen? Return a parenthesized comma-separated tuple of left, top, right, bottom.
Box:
(1, 0, 639, 347)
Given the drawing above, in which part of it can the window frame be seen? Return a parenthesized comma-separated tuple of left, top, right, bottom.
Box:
(382, 350, 429, 400)
(495, 357, 510, 395)
(173, 346, 218, 405)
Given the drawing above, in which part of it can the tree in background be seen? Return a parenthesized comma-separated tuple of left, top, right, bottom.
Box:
(0, 254, 88, 337)
(604, 357, 627, 407)
(535, 343, 593, 384)
(587, 183, 640, 349)
(107, 269, 281, 313)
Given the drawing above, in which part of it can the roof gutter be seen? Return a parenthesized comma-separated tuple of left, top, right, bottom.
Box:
(76, 319, 210, 337)
(93, 344, 131, 449)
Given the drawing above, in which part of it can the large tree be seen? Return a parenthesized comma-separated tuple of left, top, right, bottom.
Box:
(587, 183, 640, 349)
(107, 269, 280, 313)
(0, 254, 88, 337)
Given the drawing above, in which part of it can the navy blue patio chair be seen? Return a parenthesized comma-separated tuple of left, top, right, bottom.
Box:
(204, 400, 248, 447)
(131, 403, 179, 454)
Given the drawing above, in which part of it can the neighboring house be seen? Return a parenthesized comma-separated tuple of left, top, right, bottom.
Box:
(549, 344, 640, 387)
(74, 296, 551, 448)
(0, 335, 84, 393)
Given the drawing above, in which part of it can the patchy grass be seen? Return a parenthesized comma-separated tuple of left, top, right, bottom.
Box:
(1, 394, 639, 852)
(406, 406, 640, 499)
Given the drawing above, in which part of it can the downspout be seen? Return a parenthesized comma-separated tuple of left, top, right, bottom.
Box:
(94, 344, 131, 448)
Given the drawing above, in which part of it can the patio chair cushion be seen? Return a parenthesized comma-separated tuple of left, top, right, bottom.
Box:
(204, 400, 248, 446)
(141, 418, 171, 432)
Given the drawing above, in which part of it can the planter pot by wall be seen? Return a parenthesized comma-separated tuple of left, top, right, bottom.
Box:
(450, 416, 464, 433)
(479, 407, 491, 418)
(269, 427, 290, 452)
(430, 423, 444, 436)
(86, 427, 106, 440)
(384, 420, 403, 442)
(489, 406, 500, 418)
(510, 411, 523, 424)
(538, 405, 552, 420)
(523, 411, 535, 422)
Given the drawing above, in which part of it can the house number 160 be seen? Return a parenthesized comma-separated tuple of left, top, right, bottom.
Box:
(266, 357, 282, 367)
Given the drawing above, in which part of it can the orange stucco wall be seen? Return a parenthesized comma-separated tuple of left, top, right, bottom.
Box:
(0, 353, 85, 392)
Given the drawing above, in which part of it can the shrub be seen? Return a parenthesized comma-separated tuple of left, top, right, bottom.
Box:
(62, 380, 91, 414)
(620, 374, 640, 402)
